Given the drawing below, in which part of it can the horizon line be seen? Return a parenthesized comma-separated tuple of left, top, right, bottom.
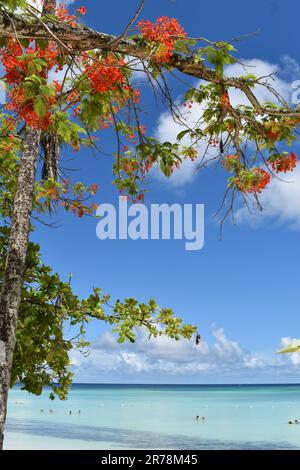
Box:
(68, 382, 300, 386)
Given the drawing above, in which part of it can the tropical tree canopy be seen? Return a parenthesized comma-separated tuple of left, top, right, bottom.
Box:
(0, 0, 299, 402)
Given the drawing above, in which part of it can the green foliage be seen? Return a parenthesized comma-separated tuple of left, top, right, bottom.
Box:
(197, 43, 236, 77)
(174, 38, 196, 55)
(34, 95, 47, 117)
(184, 87, 209, 105)
(0, 0, 27, 11)
(108, 297, 196, 343)
(50, 111, 87, 148)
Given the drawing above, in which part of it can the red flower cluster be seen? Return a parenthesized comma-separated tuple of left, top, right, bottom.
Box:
(220, 91, 230, 111)
(269, 152, 297, 173)
(183, 100, 193, 109)
(77, 6, 87, 16)
(266, 129, 280, 141)
(84, 54, 126, 94)
(184, 147, 198, 162)
(1, 40, 60, 129)
(1, 40, 24, 85)
(8, 88, 52, 129)
(90, 184, 98, 195)
(2, 40, 59, 82)
(121, 158, 139, 176)
(138, 17, 186, 63)
(133, 194, 145, 204)
(120, 153, 154, 178)
(132, 89, 140, 104)
(264, 121, 281, 141)
(236, 168, 270, 194)
(144, 156, 154, 173)
(57, 2, 78, 28)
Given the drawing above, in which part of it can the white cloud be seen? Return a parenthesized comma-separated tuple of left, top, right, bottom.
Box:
(280, 337, 300, 365)
(153, 57, 297, 187)
(225, 59, 290, 104)
(26, 0, 75, 11)
(212, 327, 243, 361)
(70, 327, 300, 383)
(279, 56, 300, 82)
(27, 0, 44, 10)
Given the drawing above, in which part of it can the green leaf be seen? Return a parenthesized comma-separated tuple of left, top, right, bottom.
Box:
(177, 129, 190, 141)
(0, 0, 26, 10)
(39, 85, 55, 98)
(34, 96, 47, 118)
(277, 342, 300, 354)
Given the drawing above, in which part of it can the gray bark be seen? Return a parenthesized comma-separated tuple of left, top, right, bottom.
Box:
(0, 1, 53, 449)
(0, 128, 41, 449)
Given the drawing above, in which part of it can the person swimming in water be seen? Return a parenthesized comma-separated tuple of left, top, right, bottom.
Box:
(196, 415, 205, 422)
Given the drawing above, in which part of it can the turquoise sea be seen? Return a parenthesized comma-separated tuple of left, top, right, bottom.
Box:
(5, 384, 300, 449)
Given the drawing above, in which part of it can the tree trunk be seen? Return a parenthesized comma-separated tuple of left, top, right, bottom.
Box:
(0, 128, 41, 449)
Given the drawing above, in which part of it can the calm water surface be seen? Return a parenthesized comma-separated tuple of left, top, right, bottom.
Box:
(5, 384, 300, 449)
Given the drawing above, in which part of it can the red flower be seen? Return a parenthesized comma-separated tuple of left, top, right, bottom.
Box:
(77, 6, 87, 15)
(220, 91, 230, 110)
(53, 80, 62, 92)
(235, 168, 271, 194)
(133, 89, 140, 104)
(138, 17, 186, 64)
(84, 53, 126, 95)
(266, 129, 280, 140)
(90, 184, 98, 195)
(269, 152, 297, 173)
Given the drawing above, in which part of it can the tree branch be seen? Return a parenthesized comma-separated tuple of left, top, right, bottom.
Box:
(0, 9, 295, 115)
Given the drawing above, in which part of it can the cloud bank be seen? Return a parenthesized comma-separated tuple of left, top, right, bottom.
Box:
(70, 327, 300, 383)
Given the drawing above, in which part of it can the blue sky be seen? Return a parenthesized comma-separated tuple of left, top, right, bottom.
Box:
(31, 0, 300, 383)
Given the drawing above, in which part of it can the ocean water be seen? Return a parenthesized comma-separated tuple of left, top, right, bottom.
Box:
(4, 384, 300, 449)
